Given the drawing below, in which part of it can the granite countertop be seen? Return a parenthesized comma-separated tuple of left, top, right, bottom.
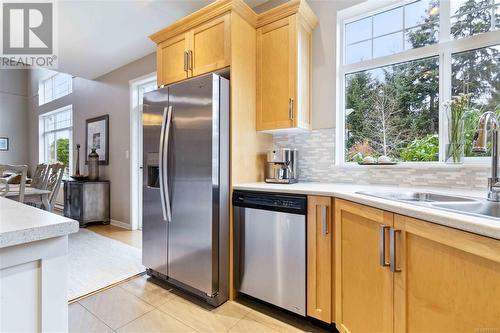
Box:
(0, 197, 79, 248)
(233, 182, 500, 240)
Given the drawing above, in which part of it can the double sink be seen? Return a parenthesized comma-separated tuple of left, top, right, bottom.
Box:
(356, 191, 500, 220)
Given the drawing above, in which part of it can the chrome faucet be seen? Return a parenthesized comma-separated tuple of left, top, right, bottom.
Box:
(473, 111, 500, 201)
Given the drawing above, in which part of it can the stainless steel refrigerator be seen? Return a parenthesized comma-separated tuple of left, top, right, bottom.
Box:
(142, 73, 229, 306)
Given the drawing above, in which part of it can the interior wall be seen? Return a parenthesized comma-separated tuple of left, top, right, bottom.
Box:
(27, 53, 156, 227)
(0, 69, 28, 165)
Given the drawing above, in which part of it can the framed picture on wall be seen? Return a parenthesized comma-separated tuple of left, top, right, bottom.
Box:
(0, 137, 8, 151)
(85, 115, 109, 165)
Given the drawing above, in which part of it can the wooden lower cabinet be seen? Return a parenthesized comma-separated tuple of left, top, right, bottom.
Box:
(307, 196, 333, 323)
(334, 198, 500, 333)
(335, 199, 394, 333)
(394, 214, 500, 332)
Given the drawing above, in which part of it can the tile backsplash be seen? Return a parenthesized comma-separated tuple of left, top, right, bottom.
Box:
(272, 128, 489, 190)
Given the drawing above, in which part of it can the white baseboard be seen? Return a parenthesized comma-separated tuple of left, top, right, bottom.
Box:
(110, 219, 133, 230)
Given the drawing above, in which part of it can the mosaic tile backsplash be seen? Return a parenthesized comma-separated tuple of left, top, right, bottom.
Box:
(272, 128, 490, 190)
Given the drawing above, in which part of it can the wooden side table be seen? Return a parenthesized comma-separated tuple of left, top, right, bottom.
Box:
(63, 180, 110, 227)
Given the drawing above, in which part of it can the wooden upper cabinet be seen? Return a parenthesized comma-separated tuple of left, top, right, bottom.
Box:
(154, 13, 232, 87)
(256, 16, 296, 131)
(157, 33, 189, 86)
(335, 199, 394, 333)
(190, 14, 230, 77)
(256, 4, 316, 132)
(393, 215, 500, 332)
(307, 196, 333, 323)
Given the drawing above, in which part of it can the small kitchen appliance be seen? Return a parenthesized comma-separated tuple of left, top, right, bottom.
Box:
(265, 148, 298, 184)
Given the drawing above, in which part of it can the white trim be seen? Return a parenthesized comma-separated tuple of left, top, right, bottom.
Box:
(336, 0, 500, 166)
(110, 219, 132, 230)
(129, 72, 157, 231)
(38, 105, 74, 175)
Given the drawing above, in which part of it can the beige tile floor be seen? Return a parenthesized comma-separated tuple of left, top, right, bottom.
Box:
(69, 274, 333, 333)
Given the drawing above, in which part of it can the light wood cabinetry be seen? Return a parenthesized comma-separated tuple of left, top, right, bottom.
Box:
(190, 14, 231, 77)
(335, 199, 394, 333)
(157, 34, 190, 86)
(335, 199, 500, 333)
(256, 1, 317, 131)
(155, 13, 230, 86)
(307, 196, 333, 323)
(393, 214, 500, 332)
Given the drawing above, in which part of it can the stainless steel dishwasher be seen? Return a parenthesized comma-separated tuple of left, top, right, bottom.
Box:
(233, 190, 307, 315)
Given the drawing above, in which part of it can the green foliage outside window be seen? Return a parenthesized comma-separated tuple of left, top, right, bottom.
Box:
(345, 0, 500, 162)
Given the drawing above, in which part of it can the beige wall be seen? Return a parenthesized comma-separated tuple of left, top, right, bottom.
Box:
(309, 0, 365, 129)
(28, 53, 156, 226)
(0, 69, 29, 165)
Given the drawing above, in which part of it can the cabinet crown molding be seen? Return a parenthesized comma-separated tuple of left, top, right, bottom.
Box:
(256, 0, 318, 29)
(150, 0, 318, 45)
(149, 0, 257, 44)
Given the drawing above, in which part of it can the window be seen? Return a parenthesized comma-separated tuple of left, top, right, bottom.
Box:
(39, 72, 73, 105)
(39, 106, 73, 176)
(339, 0, 500, 164)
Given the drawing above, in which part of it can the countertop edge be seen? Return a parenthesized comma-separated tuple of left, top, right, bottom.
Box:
(0, 219, 79, 249)
(233, 183, 500, 241)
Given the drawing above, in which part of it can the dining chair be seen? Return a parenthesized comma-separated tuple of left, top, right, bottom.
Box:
(44, 163, 65, 212)
(0, 178, 9, 197)
(0, 164, 27, 202)
(29, 163, 48, 189)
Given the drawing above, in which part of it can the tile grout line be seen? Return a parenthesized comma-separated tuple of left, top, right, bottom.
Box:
(75, 301, 115, 333)
(112, 306, 157, 332)
(78, 284, 154, 331)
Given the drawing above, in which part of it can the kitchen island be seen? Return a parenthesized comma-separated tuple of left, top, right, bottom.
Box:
(0, 197, 78, 332)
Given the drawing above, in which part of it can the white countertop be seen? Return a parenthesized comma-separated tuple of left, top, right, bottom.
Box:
(0, 197, 79, 248)
(233, 182, 500, 240)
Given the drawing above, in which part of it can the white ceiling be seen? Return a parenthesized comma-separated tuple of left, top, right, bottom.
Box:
(57, 0, 270, 79)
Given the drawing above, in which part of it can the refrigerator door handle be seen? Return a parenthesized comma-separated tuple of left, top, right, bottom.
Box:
(159, 105, 173, 222)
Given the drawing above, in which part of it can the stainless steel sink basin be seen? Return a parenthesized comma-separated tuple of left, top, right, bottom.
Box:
(356, 191, 478, 203)
(430, 202, 500, 219)
(355, 190, 500, 220)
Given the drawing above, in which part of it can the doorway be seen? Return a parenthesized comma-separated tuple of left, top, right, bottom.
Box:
(130, 73, 157, 230)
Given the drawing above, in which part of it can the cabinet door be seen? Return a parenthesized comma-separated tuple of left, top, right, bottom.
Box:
(394, 215, 500, 332)
(335, 199, 394, 333)
(256, 15, 297, 131)
(157, 33, 189, 86)
(307, 196, 333, 323)
(190, 14, 230, 77)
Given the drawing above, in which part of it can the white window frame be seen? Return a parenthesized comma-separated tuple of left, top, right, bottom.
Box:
(336, 0, 500, 166)
(38, 105, 73, 176)
(38, 72, 73, 106)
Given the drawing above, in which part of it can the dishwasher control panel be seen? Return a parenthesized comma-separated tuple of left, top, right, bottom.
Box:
(233, 190, 307, 215)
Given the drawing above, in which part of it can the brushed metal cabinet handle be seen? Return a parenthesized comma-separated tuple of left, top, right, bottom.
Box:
(321, 205, 328, 235)
(379, 225, 390, 267)
(390, 228, 401, 273)
(289, 98, 294, 120)
(184, 51, 188, 72)
(188, 50, 193, 71)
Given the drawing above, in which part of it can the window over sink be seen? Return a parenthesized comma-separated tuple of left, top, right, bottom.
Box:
(338, 0, 500, 164)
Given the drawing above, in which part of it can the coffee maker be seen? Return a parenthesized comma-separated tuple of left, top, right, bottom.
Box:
(265, 148, 298, 184)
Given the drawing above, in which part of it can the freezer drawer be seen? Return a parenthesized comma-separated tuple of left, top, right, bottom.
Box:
(235, 203, 306, 316)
